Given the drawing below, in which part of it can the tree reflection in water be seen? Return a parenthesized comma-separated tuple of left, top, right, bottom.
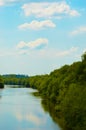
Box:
(0, 89, 3, 99)
(41, 99, 66, 130)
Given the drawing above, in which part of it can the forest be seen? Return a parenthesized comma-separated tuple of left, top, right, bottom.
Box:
(0, 52, 86, 130)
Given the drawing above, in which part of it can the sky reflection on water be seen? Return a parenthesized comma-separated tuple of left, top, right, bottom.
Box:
(0, 87, 61, 130)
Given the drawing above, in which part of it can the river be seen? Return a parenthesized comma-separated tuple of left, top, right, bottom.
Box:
(0, 85, 61, 130)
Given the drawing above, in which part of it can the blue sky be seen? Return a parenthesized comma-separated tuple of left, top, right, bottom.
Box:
(0, 0, 86, 75)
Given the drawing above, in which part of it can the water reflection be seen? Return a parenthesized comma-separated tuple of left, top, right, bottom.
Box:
(15, 112, 46, 125)
(0, 87, 61, 130)
(0, 88, 3, 99)
(41, 99, 64, 129)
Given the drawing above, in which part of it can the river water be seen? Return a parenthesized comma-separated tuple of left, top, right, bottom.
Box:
(0, 85, 61, 130)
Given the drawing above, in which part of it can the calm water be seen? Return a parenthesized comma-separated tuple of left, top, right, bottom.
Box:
(0, 85, 61, 130)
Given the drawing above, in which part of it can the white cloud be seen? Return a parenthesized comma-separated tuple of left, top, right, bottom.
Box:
(83, 48, 86, 53)
(56, 47, 78, 57)
(18, 20, 56, 30)
(0, 49, 16, 57)
(16, 38, 48, 49)
(18, 49, 28, 55)
(0, 0, 4, 6)
(22, 2, 80, 18)
(0, 0, 19, 6)
(16, 46, 78, 58)
(70, 26, 86, 36)
(16, 41, 27, 49)
(38, 47, 78, 58)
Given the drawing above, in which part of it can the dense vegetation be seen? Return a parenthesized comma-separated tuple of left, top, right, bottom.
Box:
(28, 52, 86, 130)
(0, 75, 4, 88)
(2, 52, 86, 130)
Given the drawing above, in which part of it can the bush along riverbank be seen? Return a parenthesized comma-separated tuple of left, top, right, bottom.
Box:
(0, 75, 4, 88)
(28, 52, 86, 130)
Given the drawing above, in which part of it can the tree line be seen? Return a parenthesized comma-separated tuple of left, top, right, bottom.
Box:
(2, 74, 29, 87)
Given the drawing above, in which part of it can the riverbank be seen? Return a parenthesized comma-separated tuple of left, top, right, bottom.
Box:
(0, 76, 4, 89)
(29, 53, 86, 130)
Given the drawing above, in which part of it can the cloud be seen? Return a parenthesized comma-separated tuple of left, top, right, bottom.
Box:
(83, 48, 86, 53)
(16, 41, 27, 49)
(70, 26, 86, 36)
(56, 47, 78, 57)
(16, 38, 48, 49)
(18, 20, 56, 30)
(0, 0, 4, 6)
(16, 46, 78, 58)
(22, 2, 80, 18)
(0, 49, 17, 57)
(17, 49, 28, 55)
(0, 0, 19, 6)
(37, 47, 78, 58)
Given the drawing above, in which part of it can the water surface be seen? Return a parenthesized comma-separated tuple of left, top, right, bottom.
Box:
(0, 85, 61, 130)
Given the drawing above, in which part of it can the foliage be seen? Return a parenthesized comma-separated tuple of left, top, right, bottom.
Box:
(0, 75, 4, 88)
(3, 74, 29, 87)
